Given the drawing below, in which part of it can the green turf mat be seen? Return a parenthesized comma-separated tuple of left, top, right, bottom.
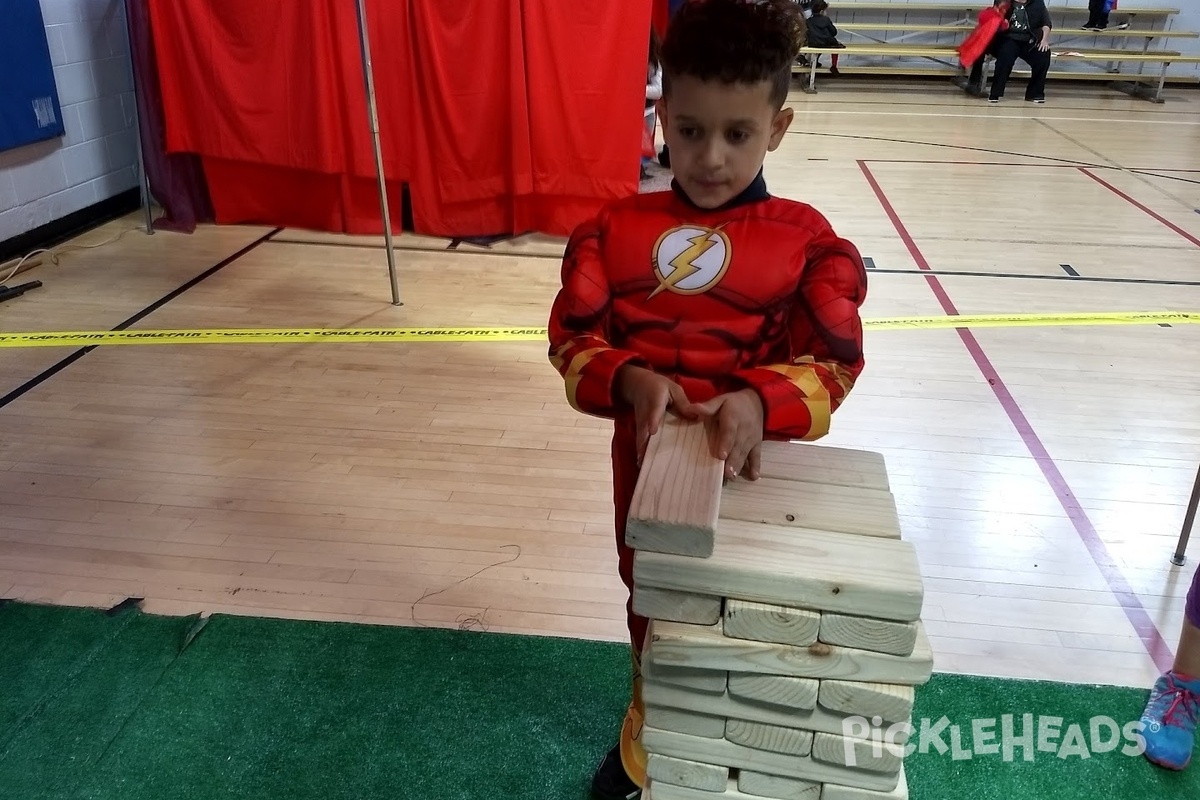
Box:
(0, 601, 1195, 799)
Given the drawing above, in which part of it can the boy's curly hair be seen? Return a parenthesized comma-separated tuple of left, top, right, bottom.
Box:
(661, 0, 805, 109)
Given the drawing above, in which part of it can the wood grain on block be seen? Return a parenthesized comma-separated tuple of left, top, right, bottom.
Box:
(726, 672, 818, 711)
(646, 705, 728, 739)
(633, 520, 923, 622)
(642, 658, 903, 743)
(724, 599, 819, 647)
(819, 613, 918, 657)
(647, 776, 820, 800)
(653, 663, 730, 695)
(737, 770, 822, 800)
(626, 418, 725, 557)
(720, 478, 901, 540)
(757, 442, 890, 492)
(725, 719, 813, 756)
(817, 681, 914, 725)
(642, 725, 901, 793)
(646, 753, 729, 793)
(812, 732, 904, 775)
(649, 619, 934, 685)
(635, 585, 723, 625)
(821, 766, 910, 800)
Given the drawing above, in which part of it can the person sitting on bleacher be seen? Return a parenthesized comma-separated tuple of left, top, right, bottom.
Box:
(966, 0, 1052, 104)
(806, 1, 846, 75)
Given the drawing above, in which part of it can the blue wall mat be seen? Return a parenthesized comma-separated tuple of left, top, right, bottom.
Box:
(0, 0, 67, 153)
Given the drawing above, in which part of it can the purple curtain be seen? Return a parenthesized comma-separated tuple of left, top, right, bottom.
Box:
(125, 0, 214, 233)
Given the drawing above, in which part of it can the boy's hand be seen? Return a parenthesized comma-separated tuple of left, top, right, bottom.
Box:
(691, 388, 765, 481)
(616, 366, 696, 463)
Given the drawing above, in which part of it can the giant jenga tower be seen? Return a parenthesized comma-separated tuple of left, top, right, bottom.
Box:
(628, 418, 929, 800)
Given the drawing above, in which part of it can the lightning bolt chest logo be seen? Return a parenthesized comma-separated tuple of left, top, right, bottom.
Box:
(649, 225, 732, 299)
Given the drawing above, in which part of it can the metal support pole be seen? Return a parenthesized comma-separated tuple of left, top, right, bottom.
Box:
(123, 0, 153, 235)
(1171, 463, 1200, 566)
(354, 0, 402, 306)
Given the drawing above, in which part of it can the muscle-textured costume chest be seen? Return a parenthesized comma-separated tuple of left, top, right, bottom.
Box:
(599, 192, 819, 389)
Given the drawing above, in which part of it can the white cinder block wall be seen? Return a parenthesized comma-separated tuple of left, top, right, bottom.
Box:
(831, 0, 1200, 79)
(0, 0, 138, 245)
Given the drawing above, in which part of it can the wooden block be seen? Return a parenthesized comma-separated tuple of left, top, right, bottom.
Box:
(817, 681, 914, 725)
(652, 663, 729, 695)
(647, 775, 821, 800)
(720, 478, 901, 540)
(635, 585, 723, 625)
(643, 725, 901, 793)
(650, 619, 934, 685)
(738, 770, 822, 800)
(811, 731, 904, 775)
(726, 672, 818, 711)
(757, 442, 890, 492)
(626, 418, 725, 557)
(642, 658, 902, 743)
(646, 753, 729, 793)
(633, 520, 923, 622)
(819, 613, 918, 657)
(725, 719, 813, 756)
(646, 705, 728, 739)
(724, 599, 819, 647)
(821, 766, 910, 800)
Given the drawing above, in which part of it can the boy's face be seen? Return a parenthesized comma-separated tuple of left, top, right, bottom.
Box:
(659, 75, 793, 210)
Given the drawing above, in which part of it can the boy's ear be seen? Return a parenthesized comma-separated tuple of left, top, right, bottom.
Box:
(767, 107, 794, 152)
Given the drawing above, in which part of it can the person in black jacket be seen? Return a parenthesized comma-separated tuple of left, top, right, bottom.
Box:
(988, 0, 1052, 103)
(806, 1, 845, 75)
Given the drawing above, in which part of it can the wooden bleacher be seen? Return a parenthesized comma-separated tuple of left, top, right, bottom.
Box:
(793, 3, 1200, 102)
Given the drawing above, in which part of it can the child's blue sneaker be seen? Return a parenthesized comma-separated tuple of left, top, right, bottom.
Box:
(1141, 671, 1200, 770)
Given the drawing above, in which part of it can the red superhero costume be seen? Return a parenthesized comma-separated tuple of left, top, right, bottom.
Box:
(546, 171, 867, 786)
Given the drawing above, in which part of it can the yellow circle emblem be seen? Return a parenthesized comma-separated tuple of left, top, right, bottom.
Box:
(650, 225, 732, 299)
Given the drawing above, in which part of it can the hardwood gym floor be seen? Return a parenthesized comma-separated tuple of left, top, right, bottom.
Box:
(2, 82, 1198, 690)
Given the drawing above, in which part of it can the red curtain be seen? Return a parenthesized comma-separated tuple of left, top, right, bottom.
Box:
(147, 0, 651, 238)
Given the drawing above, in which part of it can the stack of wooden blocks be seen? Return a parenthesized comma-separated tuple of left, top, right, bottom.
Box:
(627, 418, 930, 800)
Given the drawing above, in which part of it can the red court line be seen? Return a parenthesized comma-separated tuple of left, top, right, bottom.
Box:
(857, 159, 1175, 673)
(1079, 167, 1200, 249)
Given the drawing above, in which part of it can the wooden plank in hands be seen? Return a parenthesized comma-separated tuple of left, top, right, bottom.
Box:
(627, 417, 725, 558)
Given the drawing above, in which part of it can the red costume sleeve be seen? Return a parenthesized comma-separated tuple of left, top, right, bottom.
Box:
(729, 220, 867, 441)
(547, 213, 648, 418)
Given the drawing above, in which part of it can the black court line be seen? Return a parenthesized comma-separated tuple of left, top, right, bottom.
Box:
(0, 228, 281, 412)
(862, 257, 876, 269)
(270, 237, 1200, 287)
(1060, 264, 1080, 277)
(869, 267, 1200, 288)
(270, 236, 565, 260)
